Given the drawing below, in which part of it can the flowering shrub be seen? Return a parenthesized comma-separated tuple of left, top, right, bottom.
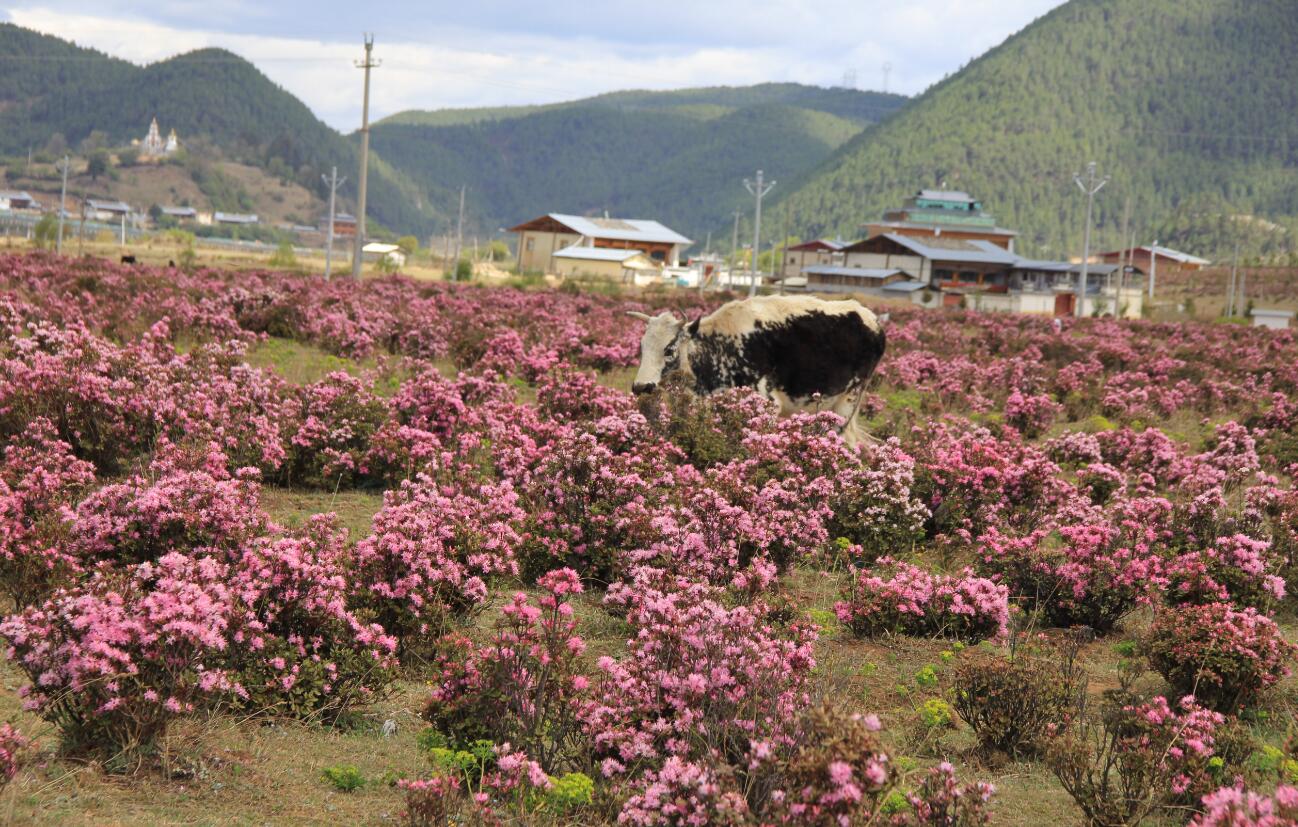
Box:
(979, 520, 1164, 633)
(0, 553, 235, 765)
(0, 723, 29, 788)
(228, 516, 397, 720)
(0, 417, 97, 605)
(902, 762, 996, 827)
(827, 438, 929, 559)
(1146, 602, 1295, 712)
(835, 558, 1009, 643)
(586, 579, 816, 810)
(424, 569, 590, 770)
(1004, 389, 1062, 438)
(1048, 695, 1232, 827)
(1191, 783, 1298, 826)
(354, 475, 523, 656)
(68, 463, 268, 566)
(1165, 533, 1286, 610)
(281, 371, 389, 488)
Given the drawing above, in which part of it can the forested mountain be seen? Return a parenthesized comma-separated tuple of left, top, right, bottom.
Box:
(773, 0, 1298, 261)
(368, 86, 907, 238)
(0, 24, 429, 233)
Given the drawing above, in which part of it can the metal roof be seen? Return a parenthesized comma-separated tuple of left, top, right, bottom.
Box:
(882, 280, 927, 292)
(865, 220, 1018, 237)
(552, 245, 647, 262)
(1097, 245, 1211, 266)
(161, 206, 196, 216)
(548, 214, 691, 245)
(0, 190, 36, 201)
(86, 199, 131, 212)
(917, 189, 974, 202)
(1012, 259, 1073, 273)
(789, 238, 847, 252)
(803, 265, 901, 280)
(880, 233, 1019, 265)
(214, 212, 259, 224)
(362, 242, 401, 254)
(1251, 308, 1295, 317)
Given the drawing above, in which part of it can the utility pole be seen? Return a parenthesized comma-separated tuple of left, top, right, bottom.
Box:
(743, 169, 775, 298)
(1148, 238, 1158, 301)
(1115, 196, 1130, 317)
(451, 185, 465, 280)
(55, 154, 69, 254)
(322, 166, 346, 281)
(1073, 161, 1108, 318)
(350, 34, 379, 281)
(1227, 241, 1239, 317)
(729, 210, 741, 272)
(1238, 262, 1247, 318)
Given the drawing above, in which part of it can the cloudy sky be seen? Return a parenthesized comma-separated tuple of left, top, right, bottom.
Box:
(3, 1, 1065, 130)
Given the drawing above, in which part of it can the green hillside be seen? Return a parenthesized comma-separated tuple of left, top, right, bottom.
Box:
(774, 0, 1298, 261)
(0, 25, 429, 234)
(368, 85, 907, 239)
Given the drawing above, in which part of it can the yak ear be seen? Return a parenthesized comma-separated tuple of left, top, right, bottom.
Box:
(626, 311, 653, 322)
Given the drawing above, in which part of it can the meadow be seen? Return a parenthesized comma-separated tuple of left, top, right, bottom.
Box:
(0, 252, 1296, 826)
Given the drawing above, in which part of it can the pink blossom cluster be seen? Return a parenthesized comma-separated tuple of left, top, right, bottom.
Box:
(1191, 784, 1298, 827)
(354, 474, 524, 650)
(834, 557, 1009, 643)
(1146, 602, 1295, 712)
(0, 722, 29, 787)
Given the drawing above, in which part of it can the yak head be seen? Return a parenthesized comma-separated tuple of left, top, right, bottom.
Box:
(627, 310, 690, 395)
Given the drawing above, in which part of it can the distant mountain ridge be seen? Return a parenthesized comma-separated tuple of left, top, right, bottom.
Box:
(0, 24, 429, 233)
(369, 85, 908, 239)
(772, 0, 1298, 260)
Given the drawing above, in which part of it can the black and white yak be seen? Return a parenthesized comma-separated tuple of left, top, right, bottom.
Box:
(628, 295, 886, 444)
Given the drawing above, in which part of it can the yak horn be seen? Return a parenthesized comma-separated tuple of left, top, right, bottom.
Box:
(626, 311, 653, 321)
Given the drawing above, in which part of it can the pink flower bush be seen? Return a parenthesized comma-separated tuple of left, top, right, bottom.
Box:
(0, 723, 29, 788)
(1146, 602, 1295, 712)
(228, 515, 397, 720)
(0, 553, 236, 763)
(1166, 533, 1286, 610)
(68, 462, 268, 566)
(353, 475, 523, 654)
(281, 370, 389, 488)
(1004, 389, 1062, 437)
(835, 558, 1009, 643)
(424, 568, 590, 769)
(1191, 784, 1298, 826)
(586, 579, 816, 791)
(0, 417, 96, 605)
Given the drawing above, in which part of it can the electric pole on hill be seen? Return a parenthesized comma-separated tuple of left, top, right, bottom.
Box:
(351, 34, 379, 281)
(322, 166, 346, 281)
(1073, 161, 1108, 318)
(451, 185, 465, 280)
(743, 170, 775, 298)
(729, 211, 741, 272)
(1228, 240, 1240, 318)
(55, 155, 69, 255)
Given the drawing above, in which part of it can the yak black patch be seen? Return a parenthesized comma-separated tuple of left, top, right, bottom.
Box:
(699, 310, 886, 400)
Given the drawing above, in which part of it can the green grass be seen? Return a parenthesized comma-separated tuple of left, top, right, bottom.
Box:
(260, 487, 386, 540)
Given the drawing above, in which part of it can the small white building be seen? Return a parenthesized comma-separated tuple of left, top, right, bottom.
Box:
(1251, 309, 1294, 330)
(362, 242, 406, 267)
(0, 191, 40, 212)
(85, 199, 132, 222)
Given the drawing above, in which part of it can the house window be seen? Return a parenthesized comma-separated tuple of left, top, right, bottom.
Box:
(525, 238, 535, 252)
(650, 250, 665, 261)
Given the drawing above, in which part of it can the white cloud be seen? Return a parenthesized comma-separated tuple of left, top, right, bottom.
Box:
(7, 1, 1064, 130)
